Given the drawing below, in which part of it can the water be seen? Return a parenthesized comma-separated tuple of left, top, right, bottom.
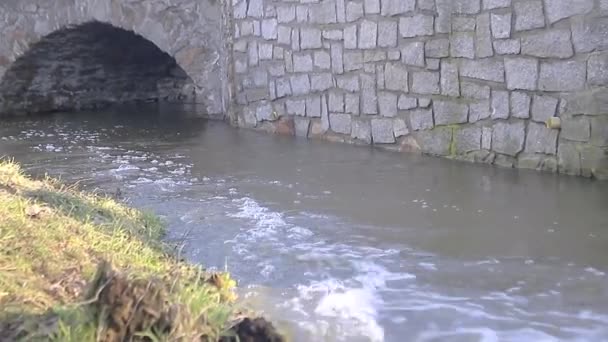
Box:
(1, 105, 607, 341)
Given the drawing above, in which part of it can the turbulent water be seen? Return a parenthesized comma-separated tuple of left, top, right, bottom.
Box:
(1, 105, 607, 342)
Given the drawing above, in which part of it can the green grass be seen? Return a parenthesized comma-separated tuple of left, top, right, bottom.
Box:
(0, 160, 280, 341)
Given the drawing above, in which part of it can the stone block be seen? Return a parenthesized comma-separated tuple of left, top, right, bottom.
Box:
(455, 126, 482, 153)
(277, 5, 296, 23)
(259, 43, 273, 60)
(505, 57, 538, 90)
(277, 26, 291, 45)
(590, 117, 608, 146)
(294, 117, 311, 137)
(314, 51, 331, 70)
(482, 126, 492, 149)
(346, 2, 364, 22)
(377, 21, 398, 48)
(476, 12, 494, 58)
(256, 102, 274, 121)
(451, 33, 475, 58)
(434, 100, 469, 125)
(410, 108, 434, 130)
(572, 16, 608, 53)
(461, 81, 490, 99)
(293, 53, 313, 72)
(588, 53, 608, 86)
(323, 29, 343, 40)
(483, 0, 511, 9)
(521, 29, 573, 58)
(378, 92, 398, 117)
(286, 99, 306, 116)
(398, 95, 417, 110)
(345, 94, 360, 114)
(425, 38, 450, 58)
(491, 90, 509, 119)
(419, 98, 432, 108)
(344, 25, 358, 49)
(365, 51, 387, 63)
(526, 122, 558, 154)
(290, 74, 311, 95)
(581, 145, 608, 179)
(330, 113, 352, 134)
(460, 59, 505, 83)
(544, 0, 593, 24)
(531, 95, 558, 123)
(364, 0, 381, 14)
(371, 118, 396, 143)
(336, 74, 360, 92)
(539, 61, 586, 92)
(300, 28, 322, 49)
(400, 15, 434, 38)
(329, 91, 344, 112)
(452, 17, 477, 31)
(469, 100, 491, 122)
(359, 20, 378, 49)
(492, 120, 525, 156)
(234, 0, 248, 19)
(510, 91, 530, 119)
(394, 118, 410, 137)
(381, 0, 415, 16)
(453, 0, 482, 13)
(306, 96, 322, 118)
(491, 12, 511, 39)
(412, 71, 440, 95)
(247, 0, 264, 17)
(248, 41, 259, 66)
(291, 28, 300, 51)
(311, 73, 334, 92)
(385, 63, 409, 92)
(416, 128, 452, 155)
(262, 19, 278, 40)
(388, 49, 401, 60)
(276, 77, 292, 98)
(331, 44, 344, 74)
(427, 58, 440, 70)
(562, 117, 590, 142)
(401, 42, 425, 67)
(558, 142, 582, 176)
(494, 39, 521, 55)
(344, 51, 364, 72)
(514, 0, 545, 31)
(351, 120, 372, 143)
(361, 74, 378, 114)
(441, 61, 460, 97)
(310, 1, 338, 24)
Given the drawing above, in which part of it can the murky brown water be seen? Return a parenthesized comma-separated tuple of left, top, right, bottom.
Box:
(1, 105, 607, 341)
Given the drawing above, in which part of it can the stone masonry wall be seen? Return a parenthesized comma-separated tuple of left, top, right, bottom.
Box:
(231, 0, 608, 179)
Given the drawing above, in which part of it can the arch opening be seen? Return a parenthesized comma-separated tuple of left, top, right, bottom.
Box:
(0, 21, 195, 116)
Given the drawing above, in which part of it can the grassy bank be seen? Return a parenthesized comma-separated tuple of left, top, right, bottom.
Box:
(0, 160, 283, 341)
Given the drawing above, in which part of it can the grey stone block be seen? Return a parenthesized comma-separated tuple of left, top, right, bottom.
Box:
(344, 25, 358, 49)
(371, 118, 395, 143)
(359, 20, 378, 49)
(416, 128, 452, 155)
(331, 44, 344, 74)
(277, 26, 291, 45)
(345, 93, 360, 114)
(291, 28, 300, 51)
(262, 19, 278, 40)
(427, 58, 440, 70)
(346, 2, 364, 22)
(256, 102, 274, 121)
(505, 57, 538, 90)
(482, 126, 493, 150)
(381, 0, 415, 16)
(344, 51, 364, 72)
(419, 98, 432, 108)
(491, 12, 511, 39)
(388, 49, 401, 60)
(558, 142, 582, 176)
(562, 117, 590, 142)
(293, 53, 313, 72)
(300, 28, 322, 49)
(276, 77, 292, 98)
(514, 0, 545, 31)
(294, 117, 311, 137)
(290, 74, 311, 95)
(401, 42, 425, 67)
(455, 126, 482, 153)
(460, 59, 505, 83)
(469, 100, 491, 122)
(351, 120, 372, 143)
(410, 108, 434, 130)
(450, 33, 475, 58)
(588, 53, 608, 86)
(310, 1, 338, 24)
(314, 50, 331, 70)
(453, 0, 482, 13)
(510, 91, 530, 119)
(393, 118, 410, 137)
(494, 39, 521, 55)
(492, 121, 525, 156)
(330, 113, 352, 134)
(412, 71, 440, 95)
(378, 21, 398, 48)
(400, 14, 434, 38)
(385, 63, 409, 92)
(323, 29, 343, 40)
(526, 122, 558, 154)
(364, 51, 387, 63)
(452, 17, 477, 31)
(434, 100, 469, 125)
(286, 99, 306, 116)
(336, 74, 360, 92)
(329, 91, 344, 112)
(277, 5, 296, 23)
(378, 92, 398, 117)
(419, 0, 437, 10)
(311, 73, 334, 92)
(590, 117, 608, 147)
(539, 61, 586, 92)
(247, 0, 264, 17)
(531, 95, 558, 123)
(425, 38, 450, 58)
(248, 41, 259, 66)
(476, 12, 494, 58)
(296, 5, 308, 23)
(483, 0, 511, 9)
(461, 81, 490, 99)
(364, 0, 381, 14)
(521, 29, 573, 58)
(259, 43, 273, 60)
(491, 90, 509, 119)
(398, 95, 417, 110)
(572, 16, 608, 53)
(306, 96, 322, 117)
(545, 0, 593, 24)
(441, 61, 460, 97)
(361, 74, 378, 114)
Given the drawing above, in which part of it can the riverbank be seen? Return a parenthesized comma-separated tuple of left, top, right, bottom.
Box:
(0, 160, 283, 341)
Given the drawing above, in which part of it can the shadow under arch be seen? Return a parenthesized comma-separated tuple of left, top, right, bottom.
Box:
(0, 21, 197, 116)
